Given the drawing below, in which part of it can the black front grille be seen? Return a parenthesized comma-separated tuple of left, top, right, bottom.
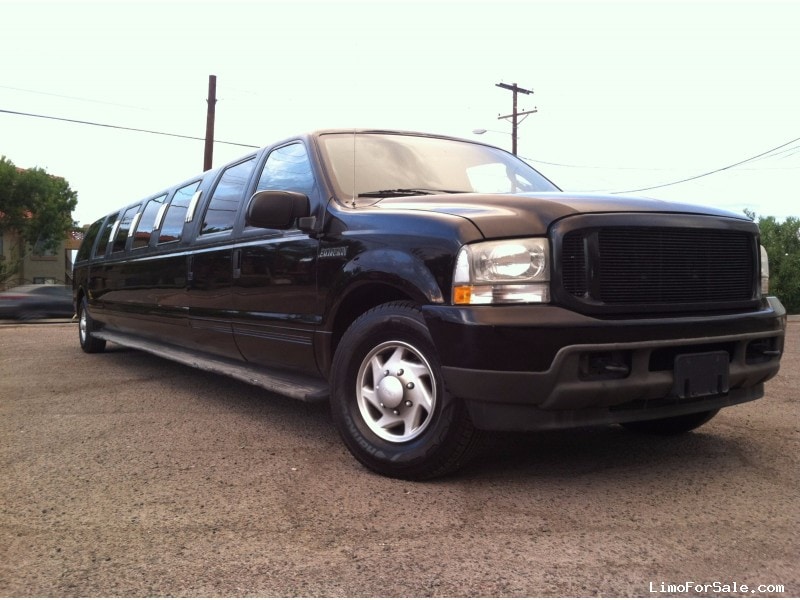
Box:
(561, 232, 587, 297)
(561, 226, 757, 310)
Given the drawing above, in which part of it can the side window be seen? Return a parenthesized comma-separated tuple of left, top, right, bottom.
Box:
(76, 219, 104, 262)
(201, 157, 256, 236)
(256, 143, 315, 195)
(94, 213, 119, 259)
(158, 182, 200, 244)
(132, 194, 168, 249)
(112, 205, 140, 253)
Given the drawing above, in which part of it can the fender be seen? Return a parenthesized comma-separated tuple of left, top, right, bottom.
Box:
(313, 247, 449, 377)
(331, 246, 446, 308)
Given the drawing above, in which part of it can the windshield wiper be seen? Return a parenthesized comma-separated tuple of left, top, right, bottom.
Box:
(358, 188, 467, 198)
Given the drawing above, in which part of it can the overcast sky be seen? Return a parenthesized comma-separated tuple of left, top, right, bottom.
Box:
(1, 0, 798, 225)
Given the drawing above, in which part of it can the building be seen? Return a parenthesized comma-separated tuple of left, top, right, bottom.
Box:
(0, 227, 83, 290)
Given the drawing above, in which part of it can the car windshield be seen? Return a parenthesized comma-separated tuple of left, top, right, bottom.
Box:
(318, 132, 559, 206)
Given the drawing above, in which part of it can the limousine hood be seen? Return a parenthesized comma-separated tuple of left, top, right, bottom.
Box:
(375, 192, 748, 239)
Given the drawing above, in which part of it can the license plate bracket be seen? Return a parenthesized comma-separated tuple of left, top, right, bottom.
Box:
(672, 351, 730, 399)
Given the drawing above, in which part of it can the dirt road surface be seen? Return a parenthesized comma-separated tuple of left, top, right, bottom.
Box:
(1, 321, 797, 597)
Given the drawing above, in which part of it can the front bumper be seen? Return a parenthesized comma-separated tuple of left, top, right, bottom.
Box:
(422, 297, 786, 431)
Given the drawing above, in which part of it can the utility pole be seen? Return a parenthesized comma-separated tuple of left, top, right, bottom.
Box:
(203, 74, 217, 171)
(495, 82, 537, 155)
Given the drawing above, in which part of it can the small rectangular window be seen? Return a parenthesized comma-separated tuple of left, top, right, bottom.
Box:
(201, 157, 256, 236)
(132, 194, 167, 249)
(112, 205, 141, 253)
(158, 182, 200, 244)
(77, 219, 104, 262)
(32, 238, 58, 257)
(94, 213, 119, 259)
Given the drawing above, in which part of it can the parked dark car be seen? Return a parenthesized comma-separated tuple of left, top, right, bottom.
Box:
(0, 284, 74, 321)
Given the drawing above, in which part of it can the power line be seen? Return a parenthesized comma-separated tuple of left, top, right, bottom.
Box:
(522, 142, 800, 173)
(0, 108, 259, 149)
(4, 105, 797, 190)
(521, 155, 680, 171)
(744, 143, 800, 163)
(0, 84, 147, 110)
(611, 136, 800, 194)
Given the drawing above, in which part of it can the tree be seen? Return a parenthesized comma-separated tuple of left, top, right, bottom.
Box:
(0, 156, 78, 281)
(746, 209, 800, 314)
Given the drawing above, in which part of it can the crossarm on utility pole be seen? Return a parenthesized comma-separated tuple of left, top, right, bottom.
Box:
(495, 82, 534, 155)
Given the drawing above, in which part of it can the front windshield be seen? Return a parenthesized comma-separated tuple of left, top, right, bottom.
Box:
(318, 132, 559, 205)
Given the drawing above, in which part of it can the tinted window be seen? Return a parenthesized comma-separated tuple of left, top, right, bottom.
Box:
(76, 219, 104, 262)
(132, 194, 167, 249)
(94, 213, 119, 259)
(319, 133, 559, 205)
(158, 182, 200, 244)
(201, 157, 256, 235)
(112, 205, 140, 253)
(256, 143, 315, 195)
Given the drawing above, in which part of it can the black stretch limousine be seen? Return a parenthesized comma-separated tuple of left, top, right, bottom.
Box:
(73, 130, 786, 479)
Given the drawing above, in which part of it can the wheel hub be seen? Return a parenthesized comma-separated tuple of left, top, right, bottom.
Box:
(355, 339, 437, 443)
(376, 375, 404, 409)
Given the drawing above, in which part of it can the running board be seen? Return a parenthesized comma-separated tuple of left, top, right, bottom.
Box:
(93, 330, 329, 403)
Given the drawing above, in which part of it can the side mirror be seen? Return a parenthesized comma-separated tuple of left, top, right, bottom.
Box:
(246, 190, 310, 230)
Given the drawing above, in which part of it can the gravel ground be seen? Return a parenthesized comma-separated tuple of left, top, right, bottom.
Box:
(0, 320, 797, 597)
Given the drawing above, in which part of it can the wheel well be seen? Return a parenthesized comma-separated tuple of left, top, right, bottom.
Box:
(330, 284, 416, 362)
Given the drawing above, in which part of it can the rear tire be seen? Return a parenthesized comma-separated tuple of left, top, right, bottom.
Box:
(621, 409, 719, 435)
(78, 297, 106, 354)
(330, 302, 480, 480)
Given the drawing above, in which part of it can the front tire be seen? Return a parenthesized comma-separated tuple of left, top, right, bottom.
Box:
(78, 297, 106, 354)
(330, 302, 479, 480)
(621, 409, 719, 435)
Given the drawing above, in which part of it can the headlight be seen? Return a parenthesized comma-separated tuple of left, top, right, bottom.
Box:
(760, 245, 769, 295)
(453, 238, 550, 304)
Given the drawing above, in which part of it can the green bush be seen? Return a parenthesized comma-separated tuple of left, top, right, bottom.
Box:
(748, 210, 800, 314)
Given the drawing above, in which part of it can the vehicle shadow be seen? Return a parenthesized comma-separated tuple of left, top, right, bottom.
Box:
(462, 423, 752, 483)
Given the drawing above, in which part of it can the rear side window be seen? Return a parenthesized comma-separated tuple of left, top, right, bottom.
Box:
(132, 194, 167, 249)
(112, 205, 140, 253)
(94, 212, 119, 259)
(76, 219, 104, 262)
(158, 182, 200, 244)
(201, 157, 256, 235)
